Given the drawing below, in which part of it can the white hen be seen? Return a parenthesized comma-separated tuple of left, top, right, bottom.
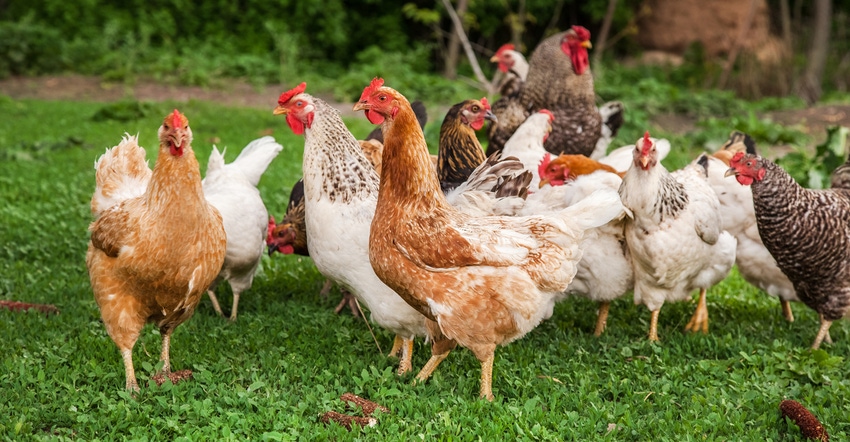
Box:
(203, 136, 282, 321)
(619, 133, 736, 341)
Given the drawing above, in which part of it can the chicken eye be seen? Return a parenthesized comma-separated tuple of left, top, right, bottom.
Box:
(379, 95, 386, 102)
(472, 106, 479, 112)
(296, 101, 303, 107)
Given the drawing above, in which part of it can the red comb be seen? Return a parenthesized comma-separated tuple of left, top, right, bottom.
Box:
(170, 109, 182, 127)
(278, 82, 307, 106)
(572, 25, 591, 41)
(730, 151, 746, 165)
(359, 77, 385, 103)
(538, 153, 552, 177)
(480, 97, 490, 110)
(642, 130, 652, 148)
(495, 43, 515, 56)
(539, 109, 555, 122)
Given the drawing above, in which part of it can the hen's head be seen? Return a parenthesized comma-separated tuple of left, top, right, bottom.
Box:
(538, 153, 569, 188)
(633, 131, 660, 171)
(266, 216, 298, 256)
(353, 77, 406, 125)
(560, 25, 592, 75)
(273, 82, 315, 135)
(490, 44, 519, 73)
(725, 152, 766, 186)
(158, 109, 192, 157)
(459, 97, 497, 131)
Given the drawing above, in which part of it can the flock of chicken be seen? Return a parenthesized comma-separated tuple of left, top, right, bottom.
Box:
(85, 26, 850, 400)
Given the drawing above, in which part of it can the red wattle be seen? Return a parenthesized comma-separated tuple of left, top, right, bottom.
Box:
(366, 110, 385, 124)
(286, 114, 305, 135)
(169, 144, 183, 157)
(470, 118, 485, 131)
(736, 175, 755, 186)
(280, 245, 295, 255)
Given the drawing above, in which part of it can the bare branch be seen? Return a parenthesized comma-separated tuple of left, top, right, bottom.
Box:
(440, 0, 495, 94)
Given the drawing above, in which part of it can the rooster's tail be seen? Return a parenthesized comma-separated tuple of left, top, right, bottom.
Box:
(558, 187, 625, 233)
(230, 136, 283, 186)
(91, 134, 152, 217)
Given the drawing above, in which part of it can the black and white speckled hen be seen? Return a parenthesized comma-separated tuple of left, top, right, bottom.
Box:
(727, 152, 850, 349)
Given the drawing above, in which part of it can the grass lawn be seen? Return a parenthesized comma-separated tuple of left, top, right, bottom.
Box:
(0, 96, 847, 441)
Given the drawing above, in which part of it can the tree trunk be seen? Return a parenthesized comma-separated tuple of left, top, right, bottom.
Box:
(779, 0, 792, 50)
(592, 0, 619, 67)
(509, 0, 526, 48)
(440, 0, 493, 92)
(443, 0, 469, 79)
(796, 0, 831, 105)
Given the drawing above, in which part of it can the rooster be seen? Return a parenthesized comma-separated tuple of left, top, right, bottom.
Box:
(487, 26, 607, 157)
(702, 132, 798, 322)
(354, 78, 623, 400)
(202, 136, 282, 321)
(86, 111, 227, 391)
(726, 152, 850, 348)
(618, 133, 736, 341)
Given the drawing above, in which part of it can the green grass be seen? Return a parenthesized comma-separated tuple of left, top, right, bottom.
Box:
(1, 96, 848, 441)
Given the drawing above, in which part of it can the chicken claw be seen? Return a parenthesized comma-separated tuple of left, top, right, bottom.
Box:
(594, 301, 611, 337)
(684, 288, 709, 334)
(781, 300, 795, 322)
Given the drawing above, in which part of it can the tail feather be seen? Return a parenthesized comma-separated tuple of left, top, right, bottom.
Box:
(558, 188, 625, 232)
(91, 134, 151, 217)
(206, 145, 227, 175)
(230, 136, 283, 186)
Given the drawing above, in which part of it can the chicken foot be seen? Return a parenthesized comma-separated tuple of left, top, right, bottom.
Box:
(415, 352, 451, 384)
(396, 338, 415, 375)
(781, 300, 795, 322)
(333, 289, 362, 318)
(159, 328, 173, 375)
(684, 288, 709, 334)
(594, 301, 611, 337)
(415, 325, 457, 383)
(648, 309, 660, 342)
(812, 315, 834, 349)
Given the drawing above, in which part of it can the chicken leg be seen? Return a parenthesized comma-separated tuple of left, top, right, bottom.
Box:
(396, 338, 414, 375)
(594, 301, 611, 336)
(121, 348, 139, 392)
(685, 288, 709, 334)
(206, 289, 225, 318)
(415, 325, 458, 383)
(781, 300, 794, 322)
(812, 315, 833, 349)
(648, 309, 660, 342)
(479, 351, 495, 401)
(159, 328, 173, 375)
(229, 291, 241, 321)
(415, 352, 450, 384)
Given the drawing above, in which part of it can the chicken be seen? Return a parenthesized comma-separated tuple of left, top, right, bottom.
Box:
(437, 97, 497, 193)
(537, 162, 633, 336)
(538, 152, 624, 186)
(273, 82, 429, 375)
(487, 26, 602, 157)
(490, 43, 529, 97)
(354, 78, 623, 400)
(202, 136, 282, 321)
(618, 132, 736, 341)
(591, 101, 626, 159)
(702, 132, 798, 322)
(364, 100, 428, 144)
(597, 138, 672, 174)
(726, 152, 850, 349)
(86, 111, 227, 391)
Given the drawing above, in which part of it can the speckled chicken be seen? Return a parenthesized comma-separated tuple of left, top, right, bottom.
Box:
(727, 152, 850, 348)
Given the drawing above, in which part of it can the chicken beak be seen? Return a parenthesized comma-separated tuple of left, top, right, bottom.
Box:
(582, 41, 592, 49)
(489, 54, 500, 63)
(267, 244, 279, 256)
(485, 110, 498, 123)
(724, 167, 738, 178)
(352, 101, 369, 112)
(538, 178, 550, 189)
(639, 156, 649, 168)
(273, 105, 288, 116)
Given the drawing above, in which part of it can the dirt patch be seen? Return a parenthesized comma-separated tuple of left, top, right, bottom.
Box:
(0, 74, 359, 117)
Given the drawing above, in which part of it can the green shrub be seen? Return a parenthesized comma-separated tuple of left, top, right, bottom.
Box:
(0, 21, 63, 78)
